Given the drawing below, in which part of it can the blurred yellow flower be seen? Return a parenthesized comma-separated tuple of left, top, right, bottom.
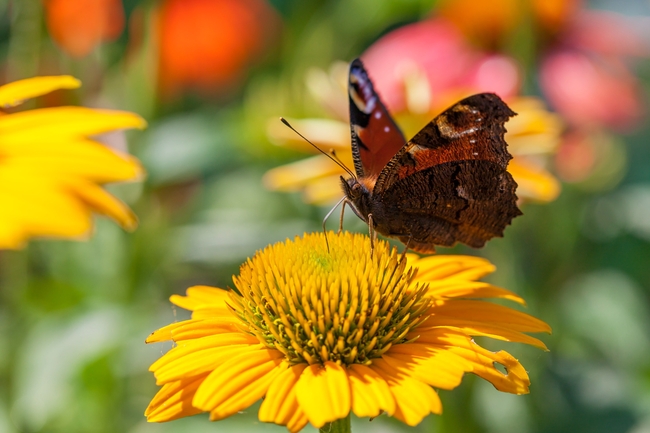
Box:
(0, 76, 146, 249)
(264, 61, 562, 205)
(146, 232, 549, 432)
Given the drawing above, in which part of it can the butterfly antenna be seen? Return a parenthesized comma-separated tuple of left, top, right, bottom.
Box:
(279, 117, 356, 178)
(322, 196, 347, 254)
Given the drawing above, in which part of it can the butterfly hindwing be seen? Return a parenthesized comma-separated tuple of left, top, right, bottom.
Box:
(378, 159, 522, 253)
(348, 58, 406, 180)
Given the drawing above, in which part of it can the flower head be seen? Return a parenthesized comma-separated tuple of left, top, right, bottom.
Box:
(146, 232, 550, 431)
(156, 0, 280, 97)
(0, 76, 146, 249)
(44, 0, 125, 58)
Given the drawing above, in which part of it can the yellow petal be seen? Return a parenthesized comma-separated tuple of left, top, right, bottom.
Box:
(295, 361, 351, 428)
(146, 375, 206, 422)
(425, 321, 548, 350)
(449, 345, 531, 394)
(427, 300, 552, 334)
(263, 155, 345, 192)
(154, 344, 260, 385)
(0, 76, 80, 107)
(410, 255, 496, 282)
(266, 118, 350, 152)
(193, 348, 284, 414)
(3, 138, 143, 183)
(0, 168, 92, 241)
(67, 179, 138, 230)
(170, 285, 231, 311)
(348, 364, 396, 417)
(147, 319, 240, 344)
(383, 345, 471, 390)
(370, 358, 442, 425)
(149, 334, 259, 375)
(425, 281, 525, 305)
(259, 363, 309, 430)
(509, 157, 561, 202)
(416, 330, 532, 394)
(0, 107, 146, 142)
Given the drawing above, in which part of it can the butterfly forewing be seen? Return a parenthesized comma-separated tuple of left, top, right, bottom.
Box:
(374, 93, 516, 194)
(348, 59, 406, 179)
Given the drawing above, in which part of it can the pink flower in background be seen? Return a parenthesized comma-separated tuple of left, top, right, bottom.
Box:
(539, 11, 649, 131)
(361, 19, 520, 114)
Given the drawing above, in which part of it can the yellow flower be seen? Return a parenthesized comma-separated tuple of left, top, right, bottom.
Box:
(145, 232, 550, 432)
(0, 76, 146, 249)
(264, 62, 562, 205)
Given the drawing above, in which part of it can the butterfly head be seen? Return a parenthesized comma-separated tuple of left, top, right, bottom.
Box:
(340, 175, 373, 223)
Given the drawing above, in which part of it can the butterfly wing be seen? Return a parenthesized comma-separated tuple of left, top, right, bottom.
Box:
(374, 93, 515, 193)
(348, 58, 406, 180)
(378, 159, 522, 253)
(372, 93, 521, 252)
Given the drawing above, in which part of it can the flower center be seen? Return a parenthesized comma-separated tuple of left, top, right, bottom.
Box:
(229, 233, 432, 366)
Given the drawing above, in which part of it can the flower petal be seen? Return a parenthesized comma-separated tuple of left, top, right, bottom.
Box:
(66, 179, 138, 230)
(426, 300, 552, 333)
(146, 318, 240, 343)
(0, 75, 80, 107)
(3, 138, 143, 183)
(295, 361, 351, 428)
(170, 285, 231, 311)
(509, 157, 561, 202)
(193, 347, 285, 417)
(149, 334, 259, 376)
(384, 344, 472, 389)
(348, 364, 396, 417)
(370, 358, 442, 426)
(0, 107, 146, 141)
(425, 280, 525, 305)
(410, 255, 496, 282)
(259, 363, 309, 432)
(145, 374, 206, 422)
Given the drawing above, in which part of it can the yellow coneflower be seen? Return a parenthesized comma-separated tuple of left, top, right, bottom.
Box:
(146, 232, 550, 432)
(0, 76, 146, 249)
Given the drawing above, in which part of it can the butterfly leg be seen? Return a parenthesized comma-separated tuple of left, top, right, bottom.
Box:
(338, 199, 348, 234)
(399, 235, 413, 265)
(367, 213, 376, 253)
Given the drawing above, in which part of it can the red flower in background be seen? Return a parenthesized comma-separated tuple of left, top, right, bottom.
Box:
(156, 0, 280, 96)
(44, 0, 125, 58)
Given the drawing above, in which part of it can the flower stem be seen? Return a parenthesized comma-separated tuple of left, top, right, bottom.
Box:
(320, 414, 351, 433)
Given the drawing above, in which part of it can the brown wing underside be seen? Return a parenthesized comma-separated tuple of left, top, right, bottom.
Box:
(379, 159, 522, 253)
(374, 93, 516, 194)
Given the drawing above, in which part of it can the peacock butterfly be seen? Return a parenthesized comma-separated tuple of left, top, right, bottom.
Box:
(341, 58, 522, 254)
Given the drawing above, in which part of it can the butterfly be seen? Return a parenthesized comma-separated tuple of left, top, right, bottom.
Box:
(340, 58, 522, 254)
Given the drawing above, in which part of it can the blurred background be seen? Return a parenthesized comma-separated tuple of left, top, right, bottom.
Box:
(0, 0, 649, 432)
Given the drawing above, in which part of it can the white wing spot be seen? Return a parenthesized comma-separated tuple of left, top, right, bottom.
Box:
(374, 112, 382, 119)
(384, 126, 390, 132)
